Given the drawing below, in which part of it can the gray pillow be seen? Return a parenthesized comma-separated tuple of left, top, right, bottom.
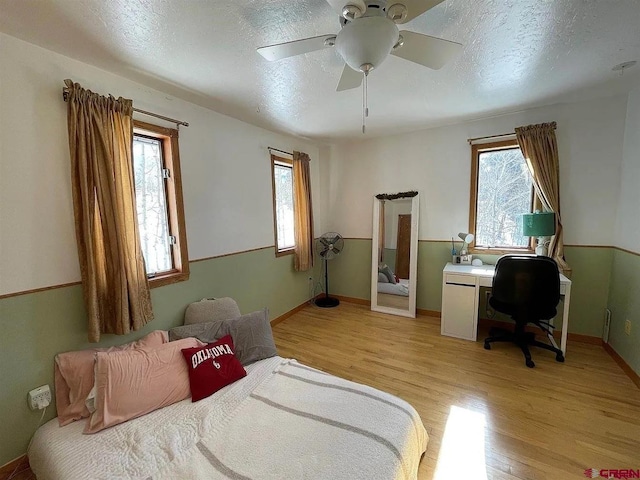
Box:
(184, 297, 241, 325)
(378, 272, 389, 283)
(170, 308, 277, 366)
(378, 264, 396, 284)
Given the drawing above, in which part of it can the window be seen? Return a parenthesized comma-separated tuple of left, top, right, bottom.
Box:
(132, 120, 189, 286)
(270, 155, 295, 255)
(469, 139, 535, 253)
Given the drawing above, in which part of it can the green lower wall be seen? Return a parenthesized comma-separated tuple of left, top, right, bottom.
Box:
(0, 247, 312, 466)
(607, 249, 640, 375)
(331, 239, 614, 339)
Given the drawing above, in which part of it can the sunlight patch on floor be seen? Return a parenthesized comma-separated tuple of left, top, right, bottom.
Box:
(433, 405, 488, 480)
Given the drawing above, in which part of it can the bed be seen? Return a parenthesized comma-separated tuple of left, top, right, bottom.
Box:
(29, 356, 428, 479)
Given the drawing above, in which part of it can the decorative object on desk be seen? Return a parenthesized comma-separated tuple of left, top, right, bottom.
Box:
(522, 211, 555, 256)
(453, 254, 472, 265)
(457, 232, 474, 255)
(314, 232, 344, 308)
(452, 232, 474, 264)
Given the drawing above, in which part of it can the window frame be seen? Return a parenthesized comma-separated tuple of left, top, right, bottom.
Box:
(468, 139, 536, 255)
(270, 154, 295, 257)
(133, 120, 189, 287)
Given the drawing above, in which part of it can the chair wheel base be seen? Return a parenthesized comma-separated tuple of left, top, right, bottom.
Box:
(556, 353, 565, 363)
(526, 359, 535, 368)
(484, 342, 491, 350)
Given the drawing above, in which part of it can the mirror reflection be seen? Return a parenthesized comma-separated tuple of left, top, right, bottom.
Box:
(371, 192, 419, 318)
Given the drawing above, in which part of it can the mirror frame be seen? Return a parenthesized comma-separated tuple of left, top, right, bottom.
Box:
(370, 192, 419, 318)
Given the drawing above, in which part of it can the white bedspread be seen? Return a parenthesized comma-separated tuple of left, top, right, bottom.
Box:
(29, 356, 427, 480)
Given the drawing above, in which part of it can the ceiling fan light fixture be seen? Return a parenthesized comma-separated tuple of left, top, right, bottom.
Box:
(387, 4, 408, 23)
(335, 16, 399, 71)
(342, 4, 364, 21)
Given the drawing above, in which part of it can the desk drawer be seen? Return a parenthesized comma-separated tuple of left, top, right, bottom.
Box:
(445, 273, 475, 286)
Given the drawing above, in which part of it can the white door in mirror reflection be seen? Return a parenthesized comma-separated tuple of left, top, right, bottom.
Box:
(371, 193, 419, 318)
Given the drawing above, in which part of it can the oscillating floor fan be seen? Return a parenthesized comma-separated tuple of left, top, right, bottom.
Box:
(315, 232, 344, 308)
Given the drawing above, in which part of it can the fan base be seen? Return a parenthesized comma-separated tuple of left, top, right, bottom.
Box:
(315, 296, 340, 308)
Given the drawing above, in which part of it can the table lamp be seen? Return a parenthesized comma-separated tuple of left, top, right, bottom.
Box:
(522, 211, 555, 256)
(458, 232, 474, 255)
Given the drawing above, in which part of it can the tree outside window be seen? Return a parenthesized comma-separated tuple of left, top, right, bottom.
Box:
(470, 140, 535, 252)
(271, 155, 296, 255)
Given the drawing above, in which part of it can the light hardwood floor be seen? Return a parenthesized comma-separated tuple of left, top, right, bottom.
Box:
(272, 302, 640, 480)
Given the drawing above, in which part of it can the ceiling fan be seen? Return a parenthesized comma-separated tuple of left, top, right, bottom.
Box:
(257, 0, 462, 133)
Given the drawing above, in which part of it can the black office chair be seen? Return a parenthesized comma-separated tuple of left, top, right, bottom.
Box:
(483, 255, 565, 368)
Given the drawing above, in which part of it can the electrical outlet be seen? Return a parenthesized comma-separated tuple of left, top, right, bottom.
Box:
(624, 319, 632, 336)
(28, 384, 51, 410)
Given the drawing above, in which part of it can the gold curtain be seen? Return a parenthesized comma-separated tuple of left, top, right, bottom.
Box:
(292, 151, 314, 271)
(515, 122, 571, 276)
(64, 79, 153, 342)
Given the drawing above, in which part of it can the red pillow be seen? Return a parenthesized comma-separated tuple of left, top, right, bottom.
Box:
(181, 335, 247, 402)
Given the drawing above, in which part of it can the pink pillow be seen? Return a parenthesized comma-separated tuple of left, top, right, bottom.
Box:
(181, 335, 247, 402)
(84, 337, 203, 434)
(54, 330, 168, 426)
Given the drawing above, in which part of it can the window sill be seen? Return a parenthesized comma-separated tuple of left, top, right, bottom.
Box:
(275, 248, 295, 258)
(148, 270, 190, 288)
(469, 247, 535, 256)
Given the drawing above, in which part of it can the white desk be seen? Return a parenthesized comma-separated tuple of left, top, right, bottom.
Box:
(441, 263, 572, 354)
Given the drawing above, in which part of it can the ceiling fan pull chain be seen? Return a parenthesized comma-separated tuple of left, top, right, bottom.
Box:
(362, 70, 369, 134)
(362, 72, 366, 134)
(365, 71, 369, 118)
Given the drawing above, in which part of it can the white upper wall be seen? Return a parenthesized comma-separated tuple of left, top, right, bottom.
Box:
(323, 95, 628, 245)
(615, 85, 640, 252)
(0, 33, 321, 296)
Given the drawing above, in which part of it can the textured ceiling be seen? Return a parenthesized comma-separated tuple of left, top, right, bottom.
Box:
(1, 0, 639, 142)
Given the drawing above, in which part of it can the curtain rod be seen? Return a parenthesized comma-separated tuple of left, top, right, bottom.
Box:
(467, 132, 515, 144)
(268, 147, 293, 157)
(62, 88, 189, 128)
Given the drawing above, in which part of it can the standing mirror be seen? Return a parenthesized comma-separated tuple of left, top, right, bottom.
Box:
(371, 192, 419, 318)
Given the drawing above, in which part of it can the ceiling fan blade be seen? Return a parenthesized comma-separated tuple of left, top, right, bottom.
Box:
(336, 64, 363, 91)
(257, 35, 335, 61)
(394, 0, 446, 24)
(325, 0, 366, 16)
(391, 31, 462, 70)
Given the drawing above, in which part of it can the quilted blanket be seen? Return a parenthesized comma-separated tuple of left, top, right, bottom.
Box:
(30, 357, 428, 479)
